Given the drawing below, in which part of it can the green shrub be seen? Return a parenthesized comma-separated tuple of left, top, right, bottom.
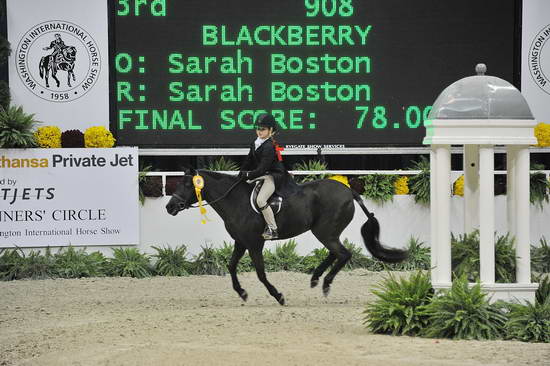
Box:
(343, 239, 371, 270)
(108, 247, 151, 278)
(530, 164, 550, 209)
(392, 237, 431, 271)
(213, 242, 254, 273)
(292, 160, 328, 183)
(0, 105, 40, 148)
(360, 174, 397, 204)
(421, 276, 507, 340)
(207, 156, 239, 171)
(151, 245, 190, 276)
(408, 157, 430, 205)
(54, 246, 107, 278)
(505, 299, 550, 343)
(190, 245, 227, 275)
(0, 248, 25, 280)
(363, 271, 433, 336)
(532, 237, 550, 273)
(301, 247, 330, 274)
(451, 231, 516, 283)
(264, 239, 303, 272)
(535, 275, 550, 305)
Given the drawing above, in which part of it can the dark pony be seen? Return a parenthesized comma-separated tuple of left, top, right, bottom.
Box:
(166, 169, 408, 305)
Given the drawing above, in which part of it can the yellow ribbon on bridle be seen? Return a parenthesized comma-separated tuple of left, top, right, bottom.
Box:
(192, 174, 208, 224)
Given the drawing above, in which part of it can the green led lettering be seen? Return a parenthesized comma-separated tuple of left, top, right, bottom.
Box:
(289, 110, 304, 129)
(253, 26, 271, 46)
(115, 53, 132, 73)
(271, 26, 287, 46)
(169, 82, 184, 102)
(306, 26, 320, 45)
(406, 106, 421, 128)
(339, 0, 354, 16)
(322, 0, 337, 17)
(168, 54, 183, 73)
(169, 110, 185, 129)
(355, 25, 372, 46)
(321, 26, 336, 45)
(423, 106, 433, 127)
(220, 110, 236, 129)
(372, 106, 387, 129)
(238, 110, 256, 129)
(117, 0, 130, 16)
(118, 110, 133, 129)
(202, 25, 218, 46)
(306, 85, 320, 101)
(220, 49, 252, 74)
(305, 0, 320, 17)
(117, 82, 134, 102)
(152, 110, 168, 129)
(236, 26, 253, 46)
(355, 106, 369, 128)
(272, 82, 286, 102)
(287, 26, 303, 45)
(150, 0, 166, 16)
(134, 0, 147, 16)
(336, 85, 353, 101)
(338, 26, 353, 46)
(135, 110, 149, 130)
(306, 57, 320, 73)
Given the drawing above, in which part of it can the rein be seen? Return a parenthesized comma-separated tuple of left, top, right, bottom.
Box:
(173, 175, 243, 209)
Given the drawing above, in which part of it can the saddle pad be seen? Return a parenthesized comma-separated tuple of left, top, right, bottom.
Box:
(249, 180, 283, 215)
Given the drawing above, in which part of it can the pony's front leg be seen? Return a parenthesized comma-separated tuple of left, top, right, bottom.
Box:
(249, 246, 285, 305)
(228, 242, 248, 302)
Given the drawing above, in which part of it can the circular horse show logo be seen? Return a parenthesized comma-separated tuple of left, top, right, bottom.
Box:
(15, 20, 101, 103)
(528, 24, 550, 96)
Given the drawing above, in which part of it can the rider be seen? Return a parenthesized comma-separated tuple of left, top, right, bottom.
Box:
(239, 113, 295, 240)
(43, 33, 66, 66)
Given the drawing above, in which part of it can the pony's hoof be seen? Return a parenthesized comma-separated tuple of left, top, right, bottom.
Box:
(277, 294, 285, 306)
(239, 290, 248, 302)
(311, 279, 319, 288)
(323, 286, 330, 297)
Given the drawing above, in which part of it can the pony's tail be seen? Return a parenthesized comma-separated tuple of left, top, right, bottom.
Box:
(351, 189, 408, 263)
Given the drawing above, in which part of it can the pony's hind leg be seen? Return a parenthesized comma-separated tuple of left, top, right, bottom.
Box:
(320, 242, 351, 296)
(228, 242, 248, 301)
(248, 247, 285, 305)
(310, 252, 336, 288)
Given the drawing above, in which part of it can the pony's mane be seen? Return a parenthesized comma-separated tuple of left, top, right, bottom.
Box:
(197, 169, 238, 182)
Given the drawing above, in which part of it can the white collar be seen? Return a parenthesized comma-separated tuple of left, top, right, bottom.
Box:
(254, 137, 267, 150)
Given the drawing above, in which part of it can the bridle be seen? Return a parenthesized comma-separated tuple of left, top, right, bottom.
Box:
(171, 177, 243, 212)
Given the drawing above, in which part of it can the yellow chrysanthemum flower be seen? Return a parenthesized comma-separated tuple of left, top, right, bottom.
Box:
(454, 175, 464, 196)
(34, 126, 61, 148)
(84, 126, 116, 148)
(534, 122, 550, 147)
(394, 176, 409, 195)
(329, 175, 350, 187)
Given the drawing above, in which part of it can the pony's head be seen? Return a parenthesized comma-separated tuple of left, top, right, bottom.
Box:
(165, 168, 199, 216)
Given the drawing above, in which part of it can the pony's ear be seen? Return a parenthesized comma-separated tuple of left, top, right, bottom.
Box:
(182, 166, 197, 176)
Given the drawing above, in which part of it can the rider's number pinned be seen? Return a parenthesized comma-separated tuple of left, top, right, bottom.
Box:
(193, 175, 209, 224)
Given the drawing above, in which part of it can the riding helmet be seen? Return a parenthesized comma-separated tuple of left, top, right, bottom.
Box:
(254, 113, 277, 131)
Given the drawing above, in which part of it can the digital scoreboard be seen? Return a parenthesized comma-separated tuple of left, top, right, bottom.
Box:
(111, 0, 517, 148)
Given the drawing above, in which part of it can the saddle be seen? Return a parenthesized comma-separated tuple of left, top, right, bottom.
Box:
(249, 179, 283, 215)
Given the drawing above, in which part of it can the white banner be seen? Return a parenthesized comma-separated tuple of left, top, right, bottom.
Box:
(0, 148, 139, 247)
(522, 0, 550, 122)
(7, 0, 109, 131)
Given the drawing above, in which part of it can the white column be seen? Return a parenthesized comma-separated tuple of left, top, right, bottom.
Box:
(430, 148, 438, 280)
(515, 146, 531, 284)
(507, 146, 518, 239)
(435, 145, 451, 284)
(464, 145, 480, 233)
(479, 145, 495, 284)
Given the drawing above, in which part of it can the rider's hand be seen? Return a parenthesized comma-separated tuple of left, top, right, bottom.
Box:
(238, 171, 249, 180)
